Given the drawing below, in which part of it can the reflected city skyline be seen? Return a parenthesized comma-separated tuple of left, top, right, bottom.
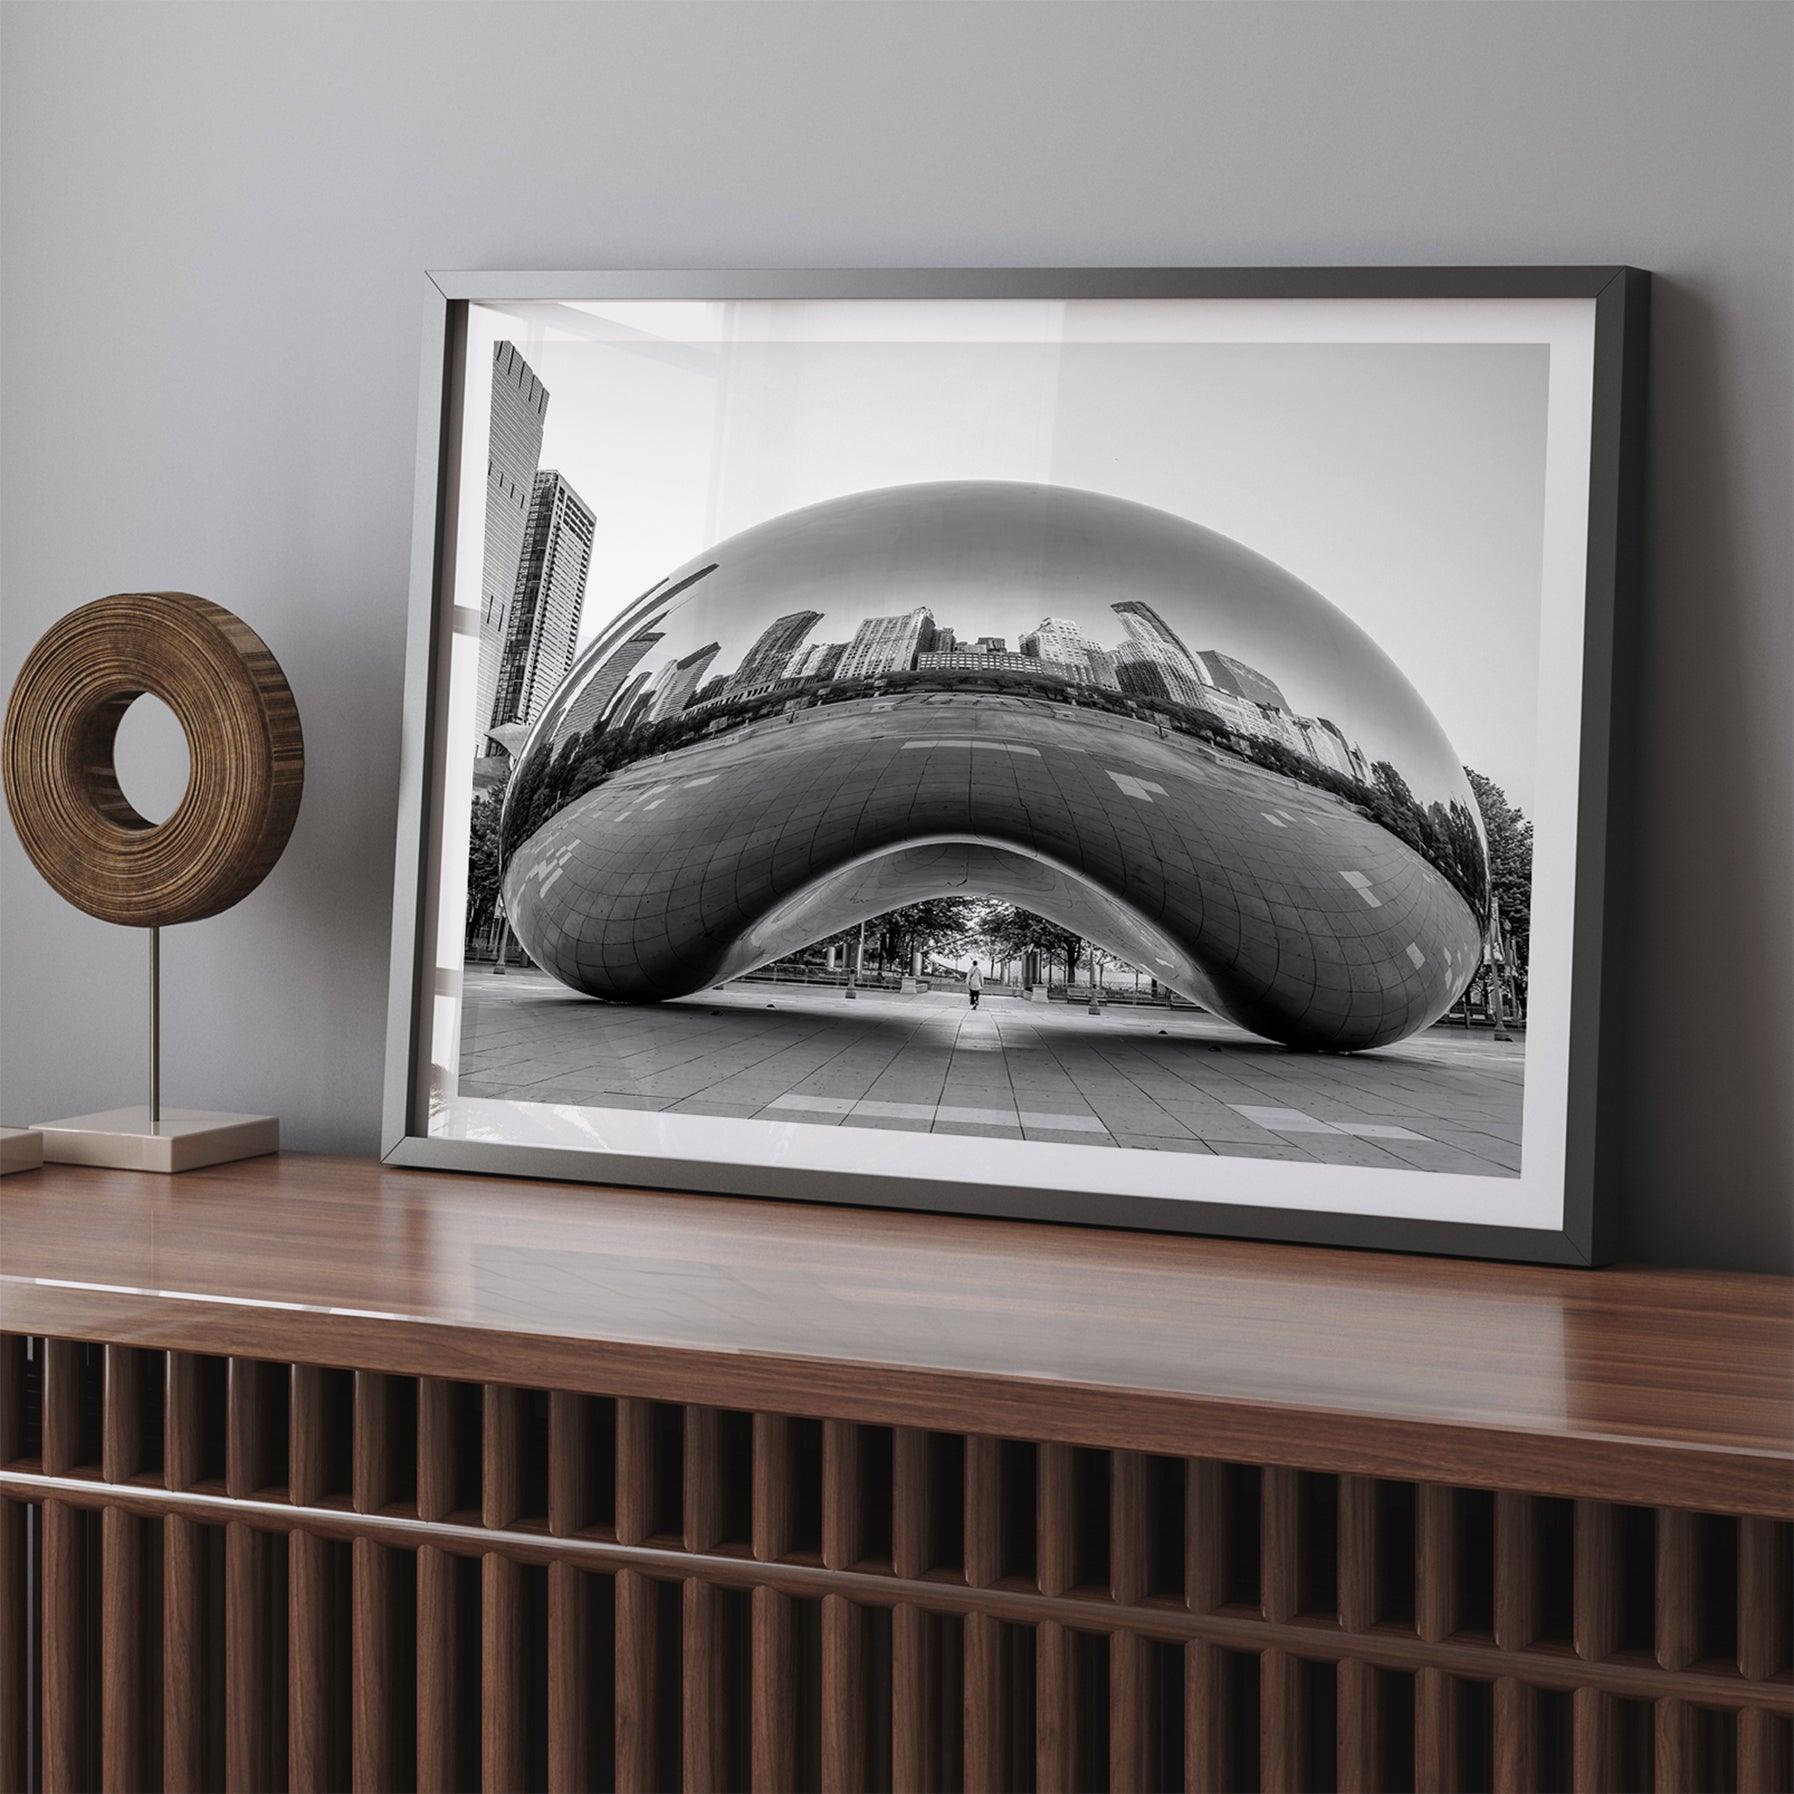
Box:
(518, 478, 1479, 817)
(564, 592, 1376, 790)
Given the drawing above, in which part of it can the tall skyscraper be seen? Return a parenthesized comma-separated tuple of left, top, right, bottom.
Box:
(1196, 649, 1290, 713)
(835, 608, 935, 681)
(724, 610, 823, 698)
(490, 470, 597, 736)
(645, 642, 722, 723)
(476, 343, 549, 749)
(559, 631, 665, 739)
(1112, 600, 1211, 707)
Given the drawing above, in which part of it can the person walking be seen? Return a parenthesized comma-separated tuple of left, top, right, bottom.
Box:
(967, 961, 983, 1010)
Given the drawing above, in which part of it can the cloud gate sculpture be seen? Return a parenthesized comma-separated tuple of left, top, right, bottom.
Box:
(498, 482, 1489, 1052)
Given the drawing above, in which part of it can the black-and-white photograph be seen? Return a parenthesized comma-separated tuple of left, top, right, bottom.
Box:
(438, 299, 1550, 1191)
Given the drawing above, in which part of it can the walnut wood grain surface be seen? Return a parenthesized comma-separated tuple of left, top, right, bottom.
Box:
(2, 1155, 1789, 1516)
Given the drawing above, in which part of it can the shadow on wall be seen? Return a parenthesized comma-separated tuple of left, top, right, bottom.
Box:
(1614, 277, 1793, 1267)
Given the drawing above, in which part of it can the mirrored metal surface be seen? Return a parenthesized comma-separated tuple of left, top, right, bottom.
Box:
(501, 481, 1489, 1050)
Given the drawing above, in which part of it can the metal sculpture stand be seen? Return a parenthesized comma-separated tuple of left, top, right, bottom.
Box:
(32, 925, 279, 1173)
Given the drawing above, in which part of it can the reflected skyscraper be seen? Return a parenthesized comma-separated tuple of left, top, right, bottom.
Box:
(477, 343, 548, 751)
(491, 469, 596, 736)
(609, 670, 657, 736)
(786, 640, 847, 682)
(1112, 599, 1210, 707)
(1023, 616, 1120, 689)
(1197, 649, 1290, 713)
(646, 642, 722, 722)
(725, 610, 823, 699)
(560, 630, 664, 738)
(917, 647, 1070, 679)
(1300, 716, 1360, 779)
(836, 607, 935, 680)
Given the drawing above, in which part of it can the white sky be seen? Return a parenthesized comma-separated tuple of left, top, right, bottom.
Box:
(472, 303, 1547, 809)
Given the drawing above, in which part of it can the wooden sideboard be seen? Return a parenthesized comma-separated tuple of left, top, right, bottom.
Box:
(1, 1154, 1789, 1793)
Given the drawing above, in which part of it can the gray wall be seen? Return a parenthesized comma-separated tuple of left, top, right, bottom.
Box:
(2, 2, 1788, 1271)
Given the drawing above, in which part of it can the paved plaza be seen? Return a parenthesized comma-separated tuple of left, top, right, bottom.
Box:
(458, 973, 1523, 1175)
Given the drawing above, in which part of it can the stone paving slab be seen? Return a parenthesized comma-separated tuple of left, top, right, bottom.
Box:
(1114, 1135, 1218, 1155)
(457, 971, 1524, 1176)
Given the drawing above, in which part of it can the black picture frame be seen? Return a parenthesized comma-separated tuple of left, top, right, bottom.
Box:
(382, 267, 1649, 1265)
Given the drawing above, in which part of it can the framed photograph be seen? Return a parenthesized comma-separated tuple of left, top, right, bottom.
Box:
(383, 268, 1646, 1264)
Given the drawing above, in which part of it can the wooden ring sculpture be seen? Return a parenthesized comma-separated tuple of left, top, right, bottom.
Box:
(3, 592, 304, 926)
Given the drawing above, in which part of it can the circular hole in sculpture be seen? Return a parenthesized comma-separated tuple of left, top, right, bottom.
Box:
(112, 692, 191, 825)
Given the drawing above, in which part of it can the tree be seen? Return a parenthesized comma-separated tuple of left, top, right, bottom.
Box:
(878, 898, 984, 969)
(1464, 767, 1533, 965)
(1082, 942, 1137, 987)
(1372, 759, 1418, 810)
(769, 898, 982, 975)
(978, 904, 1082, 983)
(466, 789, 505, 939)
(804, 923, 863, 962)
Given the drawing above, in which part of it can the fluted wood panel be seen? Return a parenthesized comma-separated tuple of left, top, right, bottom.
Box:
(820, 1420, 865, 1794)
(1, 1497, 29, 1794)
(616, 1397, 661, 1794)
(1, 1331, 1789, 1794)
(889, 1429, 927, 1792)
(160, 1515, 205, 1792)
